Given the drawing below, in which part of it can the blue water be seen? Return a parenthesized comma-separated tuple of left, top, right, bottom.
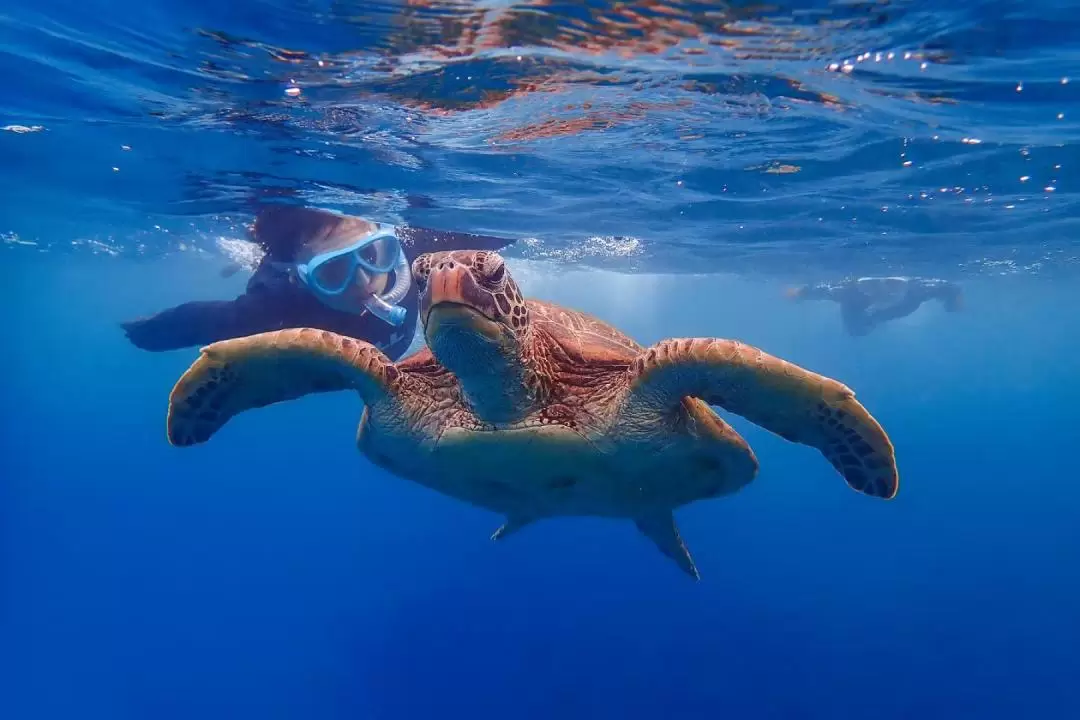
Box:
(2, 1, 1079, 718)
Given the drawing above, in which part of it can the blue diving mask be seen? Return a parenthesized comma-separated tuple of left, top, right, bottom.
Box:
(294, 224, 412, 326)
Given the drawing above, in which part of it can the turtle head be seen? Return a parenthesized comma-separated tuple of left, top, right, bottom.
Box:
(413, 250, 537, 423)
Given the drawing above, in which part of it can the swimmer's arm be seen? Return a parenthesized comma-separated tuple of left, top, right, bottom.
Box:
(798, 283, 845, 301)
(119, 290, 299, 352)
(919, 279, 960, 297)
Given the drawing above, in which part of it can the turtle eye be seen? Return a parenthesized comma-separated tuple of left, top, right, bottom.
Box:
(485, 261, 505, 285)
(411, 255, 431, 288)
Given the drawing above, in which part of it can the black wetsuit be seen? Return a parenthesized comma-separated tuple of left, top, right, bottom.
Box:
(798, 277, 962, 337)
(121, 207, 515, 359)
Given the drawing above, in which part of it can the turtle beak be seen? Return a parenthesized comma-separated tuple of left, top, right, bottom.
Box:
(424, 301, 503, 342)
(422, 264, 508, 348)
(422, 261, 491, 322)
(426, 263, 466, 311)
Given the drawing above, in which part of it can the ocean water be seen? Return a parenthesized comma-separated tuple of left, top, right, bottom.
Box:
(2, 1, 1079, 718)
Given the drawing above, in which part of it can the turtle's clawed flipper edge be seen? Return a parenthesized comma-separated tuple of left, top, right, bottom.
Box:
(635, 512, 700, 580)
(167, 328, 398, 447)
(626, 338, 898, 499)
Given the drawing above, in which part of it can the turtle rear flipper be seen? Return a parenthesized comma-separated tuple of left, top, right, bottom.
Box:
(624, 338, 899, 500)
(635, 512, 700, 581)
(167, 328, 399, 447)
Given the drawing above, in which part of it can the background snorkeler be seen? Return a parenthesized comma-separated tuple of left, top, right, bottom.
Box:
(786, 276, 964, 336)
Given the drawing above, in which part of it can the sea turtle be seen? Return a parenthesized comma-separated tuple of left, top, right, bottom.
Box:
(166, 250, 898, 579)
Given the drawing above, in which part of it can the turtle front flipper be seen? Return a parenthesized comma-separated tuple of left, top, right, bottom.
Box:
(623, 339, 898, 499)
(167, 328, 400, 447)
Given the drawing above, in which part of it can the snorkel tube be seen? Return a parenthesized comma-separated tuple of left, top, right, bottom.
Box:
(362, 245, 411, 326)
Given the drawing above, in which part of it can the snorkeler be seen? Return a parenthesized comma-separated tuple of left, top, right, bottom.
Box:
(785, 276, 964, 337)
(120, 205, 516, 358)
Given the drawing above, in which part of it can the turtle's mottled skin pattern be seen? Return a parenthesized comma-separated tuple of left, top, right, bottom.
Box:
(167, 250, 899, 579)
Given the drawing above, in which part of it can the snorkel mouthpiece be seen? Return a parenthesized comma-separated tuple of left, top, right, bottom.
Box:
(364, 294, 407, 326)
(362, 238, 413, 326)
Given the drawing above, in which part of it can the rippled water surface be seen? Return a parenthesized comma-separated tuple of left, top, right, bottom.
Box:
(3, 0, 1079, 276)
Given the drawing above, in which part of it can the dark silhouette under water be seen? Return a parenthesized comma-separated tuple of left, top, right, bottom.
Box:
(120, 205, 516, 358)
(787, 276, 964, 336)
